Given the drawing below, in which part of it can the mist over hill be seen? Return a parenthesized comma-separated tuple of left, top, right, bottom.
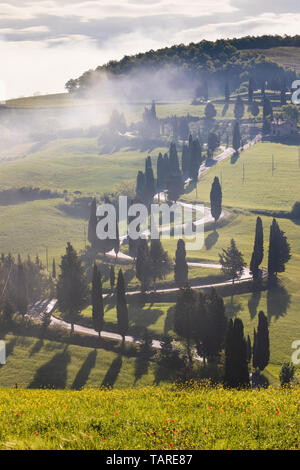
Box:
(66, 35, 300, 101)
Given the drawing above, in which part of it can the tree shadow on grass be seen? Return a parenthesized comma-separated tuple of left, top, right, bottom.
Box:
(5, 337, 17, 358)
(225, 297, 243, 319)
(134, 336, 154, 385)
(71, 349, 97, 390)
(101, 354, 122, 389)
(29, 339, 44, 357)
(248, 290, 262, 320)
(129, 304, 163, 331)
(230, 151, 240, 164)
(164, 306, 175, 336)
(28, 346, 70, 389)
(267, 284, 291, 322)
(205, 230, 219, 250)
(222, 103, 229, 117)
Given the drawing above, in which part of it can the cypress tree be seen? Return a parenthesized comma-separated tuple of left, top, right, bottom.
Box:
(224, 318, 250, 388)
(149, 239, 170, 291)
(145, 161, 156, 203)
(169, 142, 180, 175)
(174, 239, 188, 287)
(203, 288, 227, 361)
(268, 219, 291, 279)
(181, 144, 190, 179)
(156, 152, 164, 192)
(110, 265, 115, 293)
(174, 286, 197, 365)
(234, 95, 245, 120)
(57, 242, 88, 334)
(253, 311, 270, 372)
(263, 97, 273, 119)
(91, 263, 104, 337)
(136, 170, 146, 201)
(250, 100, 260, 118)
(136, 239, 152, 292)
(250, 216, 264, 279)
(116, 269, 128, 341)
(210, 176, 222, 227)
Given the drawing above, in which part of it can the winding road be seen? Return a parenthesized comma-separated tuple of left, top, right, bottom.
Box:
(29, 135, 261, 349)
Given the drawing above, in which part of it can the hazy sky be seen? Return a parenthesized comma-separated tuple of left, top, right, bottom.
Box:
(1, 0, 300, 99)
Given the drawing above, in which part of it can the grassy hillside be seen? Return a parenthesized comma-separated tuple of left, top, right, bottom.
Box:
(0, 385, 298, 449)
(0, 334, 159, 390)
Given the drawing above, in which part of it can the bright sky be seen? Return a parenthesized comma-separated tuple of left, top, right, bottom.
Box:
(1, 0, 300, 99)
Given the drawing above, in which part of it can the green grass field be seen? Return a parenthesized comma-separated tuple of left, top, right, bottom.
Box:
(0, 334, 158, 390)
(0, 384, 298, 449)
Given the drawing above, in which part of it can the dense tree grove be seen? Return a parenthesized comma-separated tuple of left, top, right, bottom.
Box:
(0, 254, 53, 320)
(224, 318, 250, 388)
(67, 35, 299, 99)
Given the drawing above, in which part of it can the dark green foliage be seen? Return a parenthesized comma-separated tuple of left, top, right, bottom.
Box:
(116, 269, 128, 340)
(174, 286, 197, 364)
(268, 219, 291, 278)
(181, 144, 190, 179)
(91, 263, 104, 336)
(262, 118, 271, 135)
(224, 318, 250, 388)
(205, 102, 217, 119)
(263, 97, 273, 119)
(246, 335, 252, 363)
(279, 362, 295, 387)
(189, 135, 202, 181)
(207, 132, 219, 156)
(219, 239, 247, 284)
(109, 265, 115, 292)
(149, 239, 170, 290)
(156, 153, 165, 192)
(57, 242, 88, 333)
(145, 158, 156, 203)
(210, 176, 222, 225)
(253, 311, 270, 372)
(15, 259, 28, 316)
(196, 289, 228, 362)
(250, 100, 260, 117)
(136, 239, 152, 292)
(248, 78, 254, 103)
(174, 239, 188, 288)
(250, 216, 264, 279)
(70, 36, 297, 101)
(234, 95, 245, 120)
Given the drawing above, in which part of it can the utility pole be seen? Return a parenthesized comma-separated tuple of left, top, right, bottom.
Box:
(272, 154, 275, 175)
